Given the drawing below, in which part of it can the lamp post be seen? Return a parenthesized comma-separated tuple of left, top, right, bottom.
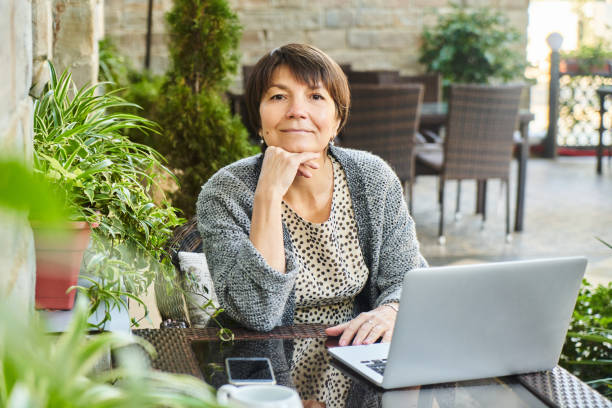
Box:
(544, 32, 563, 158)
(145, 0, 154, 70)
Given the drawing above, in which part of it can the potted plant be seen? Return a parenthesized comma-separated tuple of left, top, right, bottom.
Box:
(32, 63, 183, 322)
(560, 41, 612, 75)
(418, 3, 526, 88)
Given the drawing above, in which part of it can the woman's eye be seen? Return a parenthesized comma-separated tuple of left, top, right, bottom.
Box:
(270, 94, 285, 100)
(312, 93, 324, 100)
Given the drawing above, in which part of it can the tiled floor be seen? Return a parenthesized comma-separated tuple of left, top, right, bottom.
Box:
(412, 156, 612, 286)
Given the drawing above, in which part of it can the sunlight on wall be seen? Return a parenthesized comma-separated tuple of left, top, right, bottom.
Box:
(527, 1, 579, 135)
(526, 1, 612, 136)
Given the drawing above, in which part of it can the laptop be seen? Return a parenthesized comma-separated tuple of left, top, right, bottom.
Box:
(327, 257, 587, 389)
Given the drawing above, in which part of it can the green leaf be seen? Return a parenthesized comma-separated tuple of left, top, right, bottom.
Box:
(0, 159, 69, 223)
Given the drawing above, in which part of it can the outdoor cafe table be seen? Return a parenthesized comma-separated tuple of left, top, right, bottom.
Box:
(419, 103, 535, 233)
(132, 325, 611, 408)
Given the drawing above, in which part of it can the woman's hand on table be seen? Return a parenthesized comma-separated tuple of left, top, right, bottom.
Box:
(324, 303, 398, 346)
(256, 146, 321, 198)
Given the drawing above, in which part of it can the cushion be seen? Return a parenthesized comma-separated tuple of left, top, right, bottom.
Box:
(178, 251, 219, 328)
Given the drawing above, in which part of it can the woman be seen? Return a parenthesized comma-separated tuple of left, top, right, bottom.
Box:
(197, 43, 427, 347)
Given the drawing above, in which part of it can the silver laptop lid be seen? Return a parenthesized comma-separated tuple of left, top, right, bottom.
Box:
(383, 257, 587, 389)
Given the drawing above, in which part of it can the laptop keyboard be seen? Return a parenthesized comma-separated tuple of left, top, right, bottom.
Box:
(361, 358, 387, 375)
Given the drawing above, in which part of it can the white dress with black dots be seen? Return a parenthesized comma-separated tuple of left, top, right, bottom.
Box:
(282, 154, 369, 405)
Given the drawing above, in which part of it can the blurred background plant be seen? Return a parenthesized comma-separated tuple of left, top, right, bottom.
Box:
(0, 298, 222, 407)
(560, 39, 612, 73)
(560, 238, 612, 399)
(33, 62, 183, 327)
(98, 0, 258, 218)
(419, 3, 527, 88)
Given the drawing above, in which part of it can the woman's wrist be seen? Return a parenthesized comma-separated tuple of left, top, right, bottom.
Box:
(381, 302, 399, 313)
(254, 187, 284, 204)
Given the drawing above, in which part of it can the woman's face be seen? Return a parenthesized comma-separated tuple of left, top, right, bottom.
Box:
(259, 65, 340, 154)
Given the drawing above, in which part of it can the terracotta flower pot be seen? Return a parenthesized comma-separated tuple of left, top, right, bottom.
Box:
(33, 221, 92, 310)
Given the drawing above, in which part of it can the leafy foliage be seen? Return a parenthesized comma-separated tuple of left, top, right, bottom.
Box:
(0, 159, 68, 223)
(155, 80, 257, 213)
(561, 40, 612, 73)
(166, 0, 241, 93)
(0, 299, 222, 407)
(33, 63, 183, 326)
(560, 278, 612, 399)
(98, 0, 258, 218)
(419, 4, 526, 85)
(98, 39, 165, 149)
(157, 0, 258, 216)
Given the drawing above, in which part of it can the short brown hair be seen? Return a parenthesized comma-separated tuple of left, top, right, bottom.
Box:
(245, 43, 350, 135)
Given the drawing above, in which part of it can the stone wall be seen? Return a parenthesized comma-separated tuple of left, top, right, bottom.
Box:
(1, 0, 104, 310)
(104, 0, 173, 74)
(103, 0, 529, 90)
(52, 0, 104, 88)
(0, 0, 36, 310)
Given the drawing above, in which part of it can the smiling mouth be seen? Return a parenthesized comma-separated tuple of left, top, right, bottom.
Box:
(281, 129, 313, 133)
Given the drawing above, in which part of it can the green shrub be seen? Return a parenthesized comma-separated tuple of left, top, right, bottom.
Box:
(98, 0, 258, 218)
(560, 279, 612, 399)
(155, 80, 255, 212)
(419, 3, 526, 86)
(156, 0, 258, 217)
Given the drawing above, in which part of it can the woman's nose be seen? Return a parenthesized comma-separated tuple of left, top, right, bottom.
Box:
(286, 97, 307, 119)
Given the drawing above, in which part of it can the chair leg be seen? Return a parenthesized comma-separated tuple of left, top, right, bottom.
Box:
(505, 179, 512, 243)
(438, 179, 446, 245)
(481, 180, 488, 228)
(455, 180, 462, 221)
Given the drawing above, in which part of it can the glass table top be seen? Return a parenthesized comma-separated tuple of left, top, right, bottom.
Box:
(191, 337, 549, 408)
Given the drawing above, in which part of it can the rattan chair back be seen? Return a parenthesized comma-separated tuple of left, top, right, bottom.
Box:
(342, 83, 423, 183)
(443, 84, 523, 181)
(398, 73, 442, 103)
(155, 218, 203, 327)
(346, 69, 400, 84)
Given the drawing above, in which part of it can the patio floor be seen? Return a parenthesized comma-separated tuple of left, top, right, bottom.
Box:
(412, 156, 612, 286)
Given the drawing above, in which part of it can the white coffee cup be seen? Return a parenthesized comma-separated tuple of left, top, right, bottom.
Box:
(217, 384, 302, 408)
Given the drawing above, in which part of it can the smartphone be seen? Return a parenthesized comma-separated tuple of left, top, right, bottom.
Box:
(225, 357, 276, 385)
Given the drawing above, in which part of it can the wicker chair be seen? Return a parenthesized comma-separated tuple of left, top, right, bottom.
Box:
(345, 69, 400, 85)
(398, 73, 442, 104)
(155, 217, 203, 328)
(416, 84, 523, 244)
(340, 83, 424, 213)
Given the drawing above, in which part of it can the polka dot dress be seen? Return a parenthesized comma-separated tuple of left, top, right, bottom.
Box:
(282, 154, 369, 405)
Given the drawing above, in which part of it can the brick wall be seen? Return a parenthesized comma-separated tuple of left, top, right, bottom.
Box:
(103, 0, 529, 90)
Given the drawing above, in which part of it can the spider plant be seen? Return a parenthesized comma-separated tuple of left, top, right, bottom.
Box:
(32, 62, 183, 327)
(0, 298, 222, 407)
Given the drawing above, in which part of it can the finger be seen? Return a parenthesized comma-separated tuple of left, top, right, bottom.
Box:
(298, 163, 314, 177)
(295, 151, 321, 164)
(381, 328, 393, 343)
(352, 321, 375, 345)
(297, 168, 312, 178)
(325, 322, 348, 337)
(363, 324, 386, 345)
(339, 317, 370, 346)
(303, 160, 320, 169)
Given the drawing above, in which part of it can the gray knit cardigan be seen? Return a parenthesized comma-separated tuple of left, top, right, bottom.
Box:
(196, 145, 427, 331)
